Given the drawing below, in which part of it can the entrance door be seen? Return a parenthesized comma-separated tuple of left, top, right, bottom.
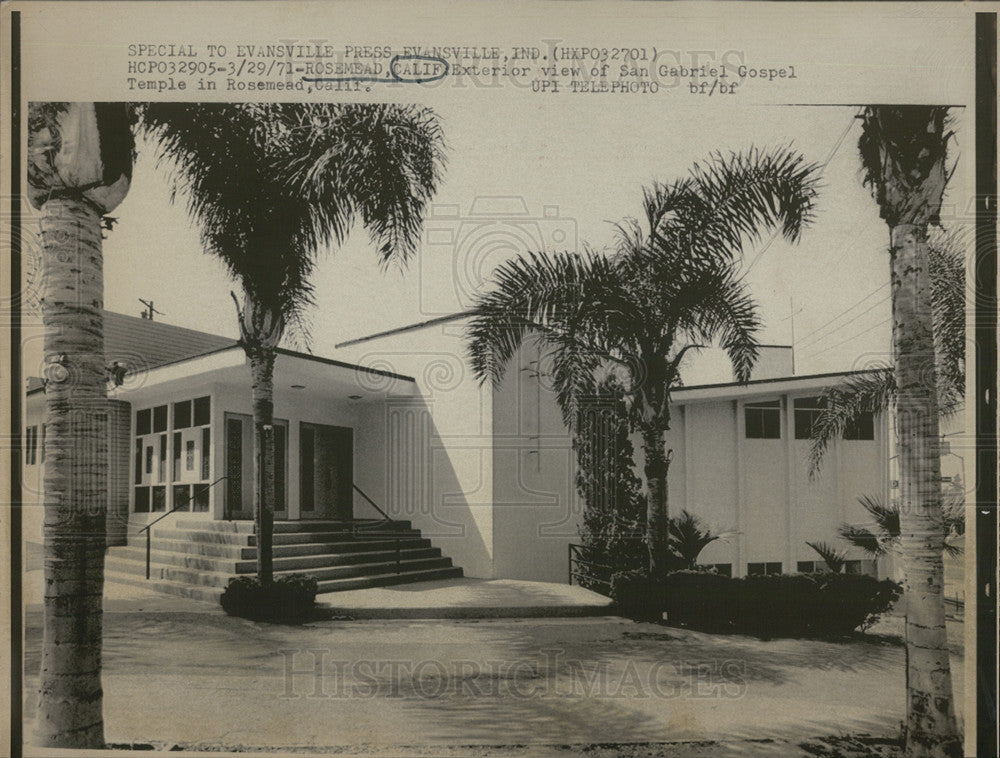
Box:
(299, 423, 353, 520)
(224, 413, 289, 520)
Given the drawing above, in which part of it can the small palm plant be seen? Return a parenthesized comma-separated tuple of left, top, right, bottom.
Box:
(668, 510, 721, 569)
(805, 540, 848, 573)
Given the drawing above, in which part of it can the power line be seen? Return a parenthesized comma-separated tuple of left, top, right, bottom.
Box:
(800, 315, 891, 360)
(743, 109, 861, 277)
(797, 288, 891, 350)
(796, 281, 888, 345)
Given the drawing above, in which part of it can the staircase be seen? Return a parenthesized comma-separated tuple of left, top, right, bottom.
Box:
(104, 518, 463, 602)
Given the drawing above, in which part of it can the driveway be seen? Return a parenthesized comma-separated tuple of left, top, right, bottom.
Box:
(20, 585, 965, 755)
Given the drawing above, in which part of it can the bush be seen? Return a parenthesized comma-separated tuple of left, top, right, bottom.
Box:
(610, 569, 901, 638)
(220, 573, 319, 622)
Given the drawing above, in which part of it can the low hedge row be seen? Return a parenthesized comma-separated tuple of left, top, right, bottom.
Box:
(610, 569, 901, 638)
(220, 573, 319, 622)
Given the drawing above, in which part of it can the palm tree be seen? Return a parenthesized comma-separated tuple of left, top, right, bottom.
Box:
(467, 148, 821, 575)
(856, 106, 960, 757)
(138, 103, 446, 583)
(807, 230, 966, 475)
(26, 102, 134, 748)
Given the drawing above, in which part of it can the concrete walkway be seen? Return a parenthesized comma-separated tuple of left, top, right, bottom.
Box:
(317, 578, 615, 618)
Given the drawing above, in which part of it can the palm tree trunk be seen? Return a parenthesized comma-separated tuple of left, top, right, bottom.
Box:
(249, 349, 276, 585)
(35, 197, 107, 748)
(890, 222, 960, 757)
(641, 427, 671, 575)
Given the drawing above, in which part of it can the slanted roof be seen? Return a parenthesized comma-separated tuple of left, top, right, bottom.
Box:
(26, 311, 237, 394)
(103, 311, 237, 369)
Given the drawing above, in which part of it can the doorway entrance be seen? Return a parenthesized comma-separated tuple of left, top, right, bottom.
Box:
(224, 413, 289, 520)
(299, 423, 353, 520)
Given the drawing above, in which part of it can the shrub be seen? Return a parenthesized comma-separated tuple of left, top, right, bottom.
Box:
(220, 573, 319, 622)
(610, 569, 901, 638)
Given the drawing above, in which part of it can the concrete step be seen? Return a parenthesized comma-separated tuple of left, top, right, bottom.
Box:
(317, 566, 464, 593)
(106, 554, 456, 589)
(104, 569, 223, 602)
(170, 518, 413, 534)
(150, 526, 423, 547)
(108, 545, 444, 574)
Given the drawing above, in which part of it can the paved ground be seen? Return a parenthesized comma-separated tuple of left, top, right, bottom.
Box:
(317, 577, 615, 618)
(21, 575, 965, 756)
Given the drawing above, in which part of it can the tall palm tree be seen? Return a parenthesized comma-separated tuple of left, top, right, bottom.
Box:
(808, 230, 966, 474)
(856, 106, 960, 758)
(26, 102, 134, 748)
(139, 103, 446, 583)
(467, 148, 821, 575)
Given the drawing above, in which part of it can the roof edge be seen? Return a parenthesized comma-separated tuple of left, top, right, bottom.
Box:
(336, 311, 473, 349)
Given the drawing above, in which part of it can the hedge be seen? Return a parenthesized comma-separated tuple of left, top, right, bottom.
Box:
(610, 569, 901, 638)
(220, 573, 319, 622)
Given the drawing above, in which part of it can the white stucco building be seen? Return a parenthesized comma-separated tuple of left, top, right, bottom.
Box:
(24, 309, 959, 590)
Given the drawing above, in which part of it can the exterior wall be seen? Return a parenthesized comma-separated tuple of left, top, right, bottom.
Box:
(660, 392, 888, 577)
(491, 340, 580, 583)
(335, 322, 495, 579)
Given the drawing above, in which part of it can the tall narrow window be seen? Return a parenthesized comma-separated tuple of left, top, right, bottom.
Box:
(158, 434, 167, 482)
(134, 439, 143, 485)
(201, 427, 211, 480)
(173, 432, 182, 480)
(153, 405, 168, 434)
(173, 400, 192, 430)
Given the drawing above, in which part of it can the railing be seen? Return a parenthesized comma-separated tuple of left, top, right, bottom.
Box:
(137, 476, 228, 580)
(567, 543, 614, 593)
(351, 484, 402, 573)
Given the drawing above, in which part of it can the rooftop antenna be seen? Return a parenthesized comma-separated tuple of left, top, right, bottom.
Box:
(139, 299, 164, 321)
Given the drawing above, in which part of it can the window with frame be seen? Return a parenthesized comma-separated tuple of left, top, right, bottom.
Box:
(134, 396, 212, 514)
(793, 396, 825, 439)
(24, 425, 38, 465)
(745, 400, 781, 439)
(747, 561, 782, 576)
(843, 411, 875, 441)
(709, 563, 732, 577)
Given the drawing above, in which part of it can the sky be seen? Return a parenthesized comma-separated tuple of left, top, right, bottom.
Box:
(23, 100, 971, 382)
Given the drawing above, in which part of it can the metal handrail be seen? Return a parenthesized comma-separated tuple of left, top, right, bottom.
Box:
(352, 483, 395, 522)
(350, 485, 402, 573)
(138, 476, 228, 580)
(568, 543, 614, 590)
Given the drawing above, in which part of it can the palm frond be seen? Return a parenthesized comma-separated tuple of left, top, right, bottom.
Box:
(806, 540, 848, 572)
(807, 369, 895, 478)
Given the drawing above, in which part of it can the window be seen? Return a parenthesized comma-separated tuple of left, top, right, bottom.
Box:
(201, 427, 211, 480)
(40, 424, 45, 462)
(794, 396, 825, 439)
(173, 400, 192, 430)
(193, 396, 211, 427)
(152, 405, 168, 433)
(747, 561, 782, 576)
(745, 400, 781, 439)
(844, 411, 875, 441)
(710, 563, 732, 577)
(135, 396, 213, 514)
(24, 425, 37, 465)
(300, 425, 315, 511)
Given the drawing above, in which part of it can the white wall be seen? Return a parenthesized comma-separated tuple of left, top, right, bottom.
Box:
(335, 321, 495, 579)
